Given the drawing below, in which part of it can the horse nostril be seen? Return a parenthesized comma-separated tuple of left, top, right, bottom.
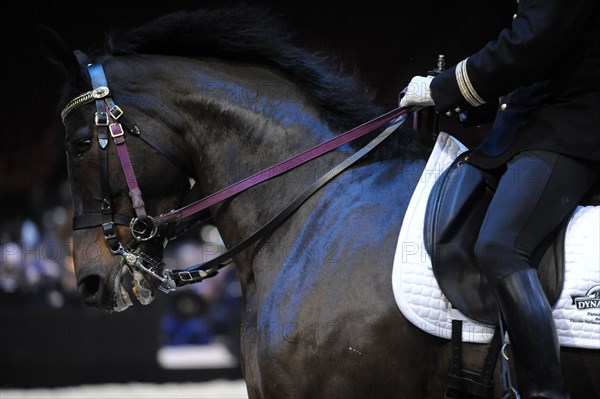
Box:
(78, 274, 102, 303)
(77, 274, 112, 310)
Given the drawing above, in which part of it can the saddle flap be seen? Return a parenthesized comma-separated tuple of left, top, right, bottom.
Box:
(424, 155, 564, 325)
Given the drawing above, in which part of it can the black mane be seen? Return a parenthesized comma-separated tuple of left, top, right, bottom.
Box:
(104, 5, 431, 160)
(106, 6, 376, 131)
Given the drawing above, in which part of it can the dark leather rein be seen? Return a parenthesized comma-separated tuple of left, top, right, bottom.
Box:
(62, 61, 412, 293)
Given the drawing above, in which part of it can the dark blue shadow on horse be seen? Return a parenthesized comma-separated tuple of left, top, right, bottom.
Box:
(40, 6, 599, 399)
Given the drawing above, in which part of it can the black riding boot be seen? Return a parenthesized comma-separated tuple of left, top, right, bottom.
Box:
(495, 269, 570, 399)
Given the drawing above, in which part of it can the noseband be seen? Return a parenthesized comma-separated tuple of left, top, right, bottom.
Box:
(63, 58, 413, 294)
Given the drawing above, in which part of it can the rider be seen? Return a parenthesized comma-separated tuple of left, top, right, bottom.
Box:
(400, 1, 600, 398)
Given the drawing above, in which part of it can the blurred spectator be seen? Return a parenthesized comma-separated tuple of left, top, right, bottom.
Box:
(1, 187, 242, 358)
(161, 290, 215, 345)
(159, 237, 242, 356)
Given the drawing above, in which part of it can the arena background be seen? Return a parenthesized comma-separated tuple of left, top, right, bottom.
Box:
(1, 0, 513, 396)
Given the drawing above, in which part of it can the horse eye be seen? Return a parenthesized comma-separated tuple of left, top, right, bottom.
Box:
(73, 139, 92, 157)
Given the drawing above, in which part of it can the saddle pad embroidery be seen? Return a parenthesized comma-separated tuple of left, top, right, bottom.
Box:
(392, 132, 600, 349)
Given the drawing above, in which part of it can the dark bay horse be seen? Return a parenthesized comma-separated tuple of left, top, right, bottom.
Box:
(44, 7, 599, 398)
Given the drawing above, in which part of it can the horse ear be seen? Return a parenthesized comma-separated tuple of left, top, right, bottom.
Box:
(38, 25, 86, 85)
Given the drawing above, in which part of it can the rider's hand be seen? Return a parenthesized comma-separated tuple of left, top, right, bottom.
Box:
(399, 75, 435, 108)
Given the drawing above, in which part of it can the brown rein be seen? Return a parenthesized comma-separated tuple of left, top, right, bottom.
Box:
(63, 60, 413, 291)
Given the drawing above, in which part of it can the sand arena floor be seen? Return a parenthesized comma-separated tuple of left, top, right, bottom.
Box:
(1, 380, 249, 399)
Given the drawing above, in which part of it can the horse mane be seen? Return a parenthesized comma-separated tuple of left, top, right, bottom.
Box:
(103, 5, 431, 160)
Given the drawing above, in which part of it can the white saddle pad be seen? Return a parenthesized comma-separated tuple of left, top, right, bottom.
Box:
(392, 132, 600, 349)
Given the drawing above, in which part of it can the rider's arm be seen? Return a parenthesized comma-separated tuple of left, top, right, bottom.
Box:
(430, 0, 594, 115)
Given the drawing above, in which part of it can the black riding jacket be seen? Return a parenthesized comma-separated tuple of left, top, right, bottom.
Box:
(430, 0, 600, 169)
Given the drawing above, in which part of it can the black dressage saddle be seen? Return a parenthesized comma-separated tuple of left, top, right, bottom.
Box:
(423, 152, 582, 325)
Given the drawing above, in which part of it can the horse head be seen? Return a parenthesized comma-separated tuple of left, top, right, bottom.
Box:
(39, 6, 387, 313)
(42, 29, 192, 311)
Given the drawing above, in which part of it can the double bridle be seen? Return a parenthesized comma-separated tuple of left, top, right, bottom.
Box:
(62, 59, 412, 294)
(63, 61, 200, 289)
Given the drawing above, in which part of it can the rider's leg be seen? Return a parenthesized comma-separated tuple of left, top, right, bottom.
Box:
(474, 150, 599, 398)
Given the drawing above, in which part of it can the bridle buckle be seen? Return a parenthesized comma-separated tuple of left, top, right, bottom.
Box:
(109, 105, 123, 119)
(95, 111, 109, 126)
(109, 123, 125, 138)
(101, 222, 117, 240)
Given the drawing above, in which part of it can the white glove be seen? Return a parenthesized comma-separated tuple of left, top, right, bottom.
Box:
(399, 75, 435, 108)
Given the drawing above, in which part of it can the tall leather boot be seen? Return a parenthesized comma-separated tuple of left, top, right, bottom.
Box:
(495, 269, 570, 399)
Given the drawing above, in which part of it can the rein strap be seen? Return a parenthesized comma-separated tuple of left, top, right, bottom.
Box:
(161, 113, 409, 290)
(155, 106, 409, 227)
(62, 57, 416, 291)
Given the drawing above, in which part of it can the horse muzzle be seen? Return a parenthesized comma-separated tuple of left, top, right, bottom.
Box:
(77, 254, 159, 312)
(74, 230, 161, 312)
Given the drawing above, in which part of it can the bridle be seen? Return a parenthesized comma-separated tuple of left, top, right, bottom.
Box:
(63, 61, 199, 286)
(62, 58, 413, 294)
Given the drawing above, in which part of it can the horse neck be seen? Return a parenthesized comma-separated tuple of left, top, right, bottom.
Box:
(171, 58, 346, 244)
